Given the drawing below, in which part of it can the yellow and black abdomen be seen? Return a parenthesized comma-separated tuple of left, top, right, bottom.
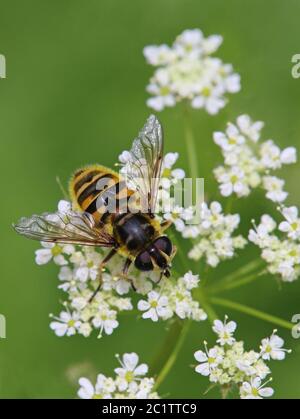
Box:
(69, 165, 134, 226)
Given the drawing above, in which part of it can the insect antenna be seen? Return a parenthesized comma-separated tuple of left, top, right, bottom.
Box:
(56, 176, 69, 200)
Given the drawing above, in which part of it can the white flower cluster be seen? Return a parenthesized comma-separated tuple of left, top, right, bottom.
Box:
(78, 352, 159, 399)
(214, 115, 297, 203)
(35, 201, 207, 338)
(194, 317, 290, 399)
(137, 271, 207, 322)
(249, 206, 300, 282)
(188, 201, 247, 267)
(144, 29, 240, 114)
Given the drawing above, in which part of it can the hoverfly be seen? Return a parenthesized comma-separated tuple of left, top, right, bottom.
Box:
(14, 115, 176, 300)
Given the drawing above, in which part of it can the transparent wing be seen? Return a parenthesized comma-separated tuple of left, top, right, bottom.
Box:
(13, 210, 116, 247)
(122, 115, 164, 214)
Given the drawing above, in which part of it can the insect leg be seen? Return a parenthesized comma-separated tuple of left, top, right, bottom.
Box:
(114, 258, 137, 291)
(122, 258, 132, 276)
(170, 244, 177, 260)
(160, 219, 173, 232)
(122, 258, 137, 291)
(89, 248, 117, 302)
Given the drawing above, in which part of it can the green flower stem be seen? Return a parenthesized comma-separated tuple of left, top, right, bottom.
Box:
(150, 280, 217, 391)
(209, 270, 267, 294)
(210, 297, 294, 331)
(151, 320, 191, 391)
(211, 259, 265, 289)
(183, 105, 198, 180)
(196, 287, 218, 324)
(225, 196, 234, 213)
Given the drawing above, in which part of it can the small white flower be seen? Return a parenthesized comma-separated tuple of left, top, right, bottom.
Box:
(240, 378, 274, 400)
(143, 44, 175, 66)
(163, 206, 190, 232)
(248, 215, 276, 247)
(159, 152, 185, 192)
(78, 322, 93, 337)
(213, 316, 237, 346)
(260, 331, 291, 361)
(58, 266, 79, 292)
(260, 140, 283, 170)
(74, 263, 98, 282)
(236, 114, 264, 143)
(77, 353, 159, 399)
(78, 378, 97, 399)
(78, 374, 115, 399)
(146, 69, 176, 111)
(202, 34, 223, 54)
(201, 201, 224, 229)
(174, 29, 204, 57)
(118, 150, 132, 164)
(279, 206, 300, 240)
(92, 308, 119, 337)
(192, 86, 226, 115)
(162, 152, 177, 169)
(115, 353, 148, 391)
(213, 123, 245, 151)
(280, 147, 297, 164)
(263, 176, 288, 203)
(58, 200, 72, 214)
(50, 310, 81, 337)
(194, 346, 223, 376)
(189, 201, 246, 266)
(181, 271, 200, 290)
(260, 214, 277, 232)
(218, 166, 248, 197)
(138, 291, 171, 322)
(35, 242, 74, 266)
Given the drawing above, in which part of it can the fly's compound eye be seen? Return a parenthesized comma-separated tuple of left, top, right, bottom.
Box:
(154, 236, 173, 256)
(135, 251, 154, 271)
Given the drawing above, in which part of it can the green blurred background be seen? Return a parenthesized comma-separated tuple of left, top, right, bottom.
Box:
(1, 0, 300, 399)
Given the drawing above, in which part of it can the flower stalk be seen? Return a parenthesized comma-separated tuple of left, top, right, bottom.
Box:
(209, 269, 267, 294)
(151, 320, 191, 391)
(210, 297, 294, 331)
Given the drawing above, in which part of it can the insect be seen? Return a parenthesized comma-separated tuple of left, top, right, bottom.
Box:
(14, 115, 176, 300)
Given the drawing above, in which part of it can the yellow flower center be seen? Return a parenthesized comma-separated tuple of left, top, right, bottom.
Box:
(163, 168, 172, 178)
(291, 222, 298, 231)
(125, 371, 134, 383)
(185, 44, 193, 52)
(202, 87, 211, 97)
(150, 300, 158, 308)
(176, 292, 184, 301)
(160, 86, 170, 96)
(92, 394, 103, 399)
(51, 245, 62, 256)
(230, 175, 238, 184)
